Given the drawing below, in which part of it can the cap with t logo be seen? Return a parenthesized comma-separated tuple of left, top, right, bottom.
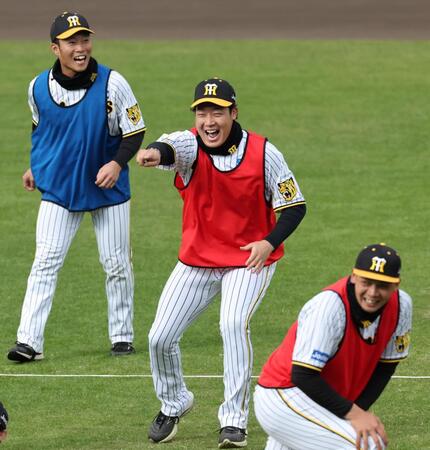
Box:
(190, 77, 236, 109)
(50, 11, 94, 42)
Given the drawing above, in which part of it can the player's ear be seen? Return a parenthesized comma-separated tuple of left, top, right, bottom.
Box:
(51, 41, 60, 57)
(231, 106, 238, 120)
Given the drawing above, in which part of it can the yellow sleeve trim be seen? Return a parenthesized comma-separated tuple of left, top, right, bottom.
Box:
(274, 201, 306, 213)
(123, 127, 146, 138)
(380, 357, 407, 363)
(292, 361, 322, 372)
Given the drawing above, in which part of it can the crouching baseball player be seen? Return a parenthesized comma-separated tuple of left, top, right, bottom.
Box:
(254, 243, 412, 450)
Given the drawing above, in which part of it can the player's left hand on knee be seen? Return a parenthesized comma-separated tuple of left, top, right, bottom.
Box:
(95, 161, 122, 189)
(346, 405, 387, 450)
(240, 240, 274, 273)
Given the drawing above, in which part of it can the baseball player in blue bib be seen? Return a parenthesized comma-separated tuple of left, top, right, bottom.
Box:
(7, 11, 146, 362)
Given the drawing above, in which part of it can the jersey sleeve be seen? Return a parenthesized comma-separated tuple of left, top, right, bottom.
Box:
(107, 71, 146, 137)
(28, 77, 38, 126)
(380, 290, 412, 362)
(155, 130, 198, 177)
(264, 141, 306, 211)
(292, 291, 346, 371)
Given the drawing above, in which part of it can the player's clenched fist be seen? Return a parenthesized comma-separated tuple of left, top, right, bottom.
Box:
(22, 168, 35, 191)
(136, 148, 161, 167)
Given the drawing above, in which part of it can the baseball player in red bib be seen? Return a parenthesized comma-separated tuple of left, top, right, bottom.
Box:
(254, 243, 412, 450)
(136, 78, 306, 448)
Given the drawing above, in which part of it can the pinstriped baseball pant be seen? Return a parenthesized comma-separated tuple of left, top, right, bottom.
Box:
(148, 261, 276, 428)
(254, 385, 386, 450)
(17, 200, 134, 353)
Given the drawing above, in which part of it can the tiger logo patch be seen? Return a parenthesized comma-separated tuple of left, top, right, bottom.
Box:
(278, 177, 297, 201)
(395, 332, 411, 353)
(126, 103, 142, 125)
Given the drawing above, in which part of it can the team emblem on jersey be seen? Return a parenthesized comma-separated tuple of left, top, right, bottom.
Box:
(395, 332, 410, 353)
(126, 103, 142, 125)
(278, 178, 297, 201)
(361, 320, 372, 328)
(228, 144, 237, 154)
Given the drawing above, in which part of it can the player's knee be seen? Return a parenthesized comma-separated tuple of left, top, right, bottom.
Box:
(32, 253, 64, 272)
(100, 255, 129, 276)
(148, 327, 177, 355)
(148, 328, 165, 353)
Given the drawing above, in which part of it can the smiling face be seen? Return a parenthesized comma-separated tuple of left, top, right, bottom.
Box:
(350, 274, 398, 313)
(194, 104, 238, 147)
(51, 32, 92, 77)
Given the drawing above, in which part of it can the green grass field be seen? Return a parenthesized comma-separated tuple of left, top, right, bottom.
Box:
(1, 40, 429, 449)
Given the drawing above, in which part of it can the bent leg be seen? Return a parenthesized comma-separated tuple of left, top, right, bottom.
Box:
(17, 201, 83, 352)
(254, 385, 386, 450)
(149, 262, 222, 416)
(92, 201, 134, 344)
(218, 263, 276, 429)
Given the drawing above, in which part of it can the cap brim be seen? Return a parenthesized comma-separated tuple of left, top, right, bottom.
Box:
(56, 28, 94, 40)
(190, 98, 233, 109)
(352, 268, 400, 283)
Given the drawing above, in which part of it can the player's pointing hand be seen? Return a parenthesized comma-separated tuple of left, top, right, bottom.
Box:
(136, 148, 161, 167)
(240, 240, 274, 274)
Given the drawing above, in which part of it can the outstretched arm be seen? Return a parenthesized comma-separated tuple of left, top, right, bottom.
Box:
(136, 148, 161, 167)
(136, 141, 175, 167)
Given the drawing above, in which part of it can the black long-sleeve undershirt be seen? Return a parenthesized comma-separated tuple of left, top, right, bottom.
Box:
(264, 204, 306, 249)
(355, 361, 398, 410)
(113, 131, 145, 168)
(292, 361, 398, 418)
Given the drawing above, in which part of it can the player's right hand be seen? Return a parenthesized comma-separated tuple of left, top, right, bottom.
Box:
(136, 148, 161, 167)
(346, 404, 387, 450)
(22, 168, 35, 191)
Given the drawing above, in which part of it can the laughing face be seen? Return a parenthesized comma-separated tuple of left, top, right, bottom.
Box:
(51, 32, 92, 78)
(350, 274, 398, 313)
(194, 104, 238, 148)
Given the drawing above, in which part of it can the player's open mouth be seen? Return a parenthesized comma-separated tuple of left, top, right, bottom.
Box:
(363, 297, 379, 306)
(205, 130, 219, 140)
(74, 55, 87, 62)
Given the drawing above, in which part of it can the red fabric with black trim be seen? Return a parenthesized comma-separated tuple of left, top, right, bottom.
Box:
(174, 128, 284, 267)
(258, 277, 399, 401)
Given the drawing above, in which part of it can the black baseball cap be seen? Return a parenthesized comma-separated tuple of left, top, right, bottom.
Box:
(190, 78, 236, 109)
(50, 12, 94, 42)
(353, 243, 401, 283)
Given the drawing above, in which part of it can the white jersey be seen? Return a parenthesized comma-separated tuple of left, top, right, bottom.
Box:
(155, 129, 305, 211)
(293, 288, 412, 369)
(28, 69, 146, 137)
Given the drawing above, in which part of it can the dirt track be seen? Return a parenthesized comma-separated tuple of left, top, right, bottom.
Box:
(3, 0, 430, 40)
